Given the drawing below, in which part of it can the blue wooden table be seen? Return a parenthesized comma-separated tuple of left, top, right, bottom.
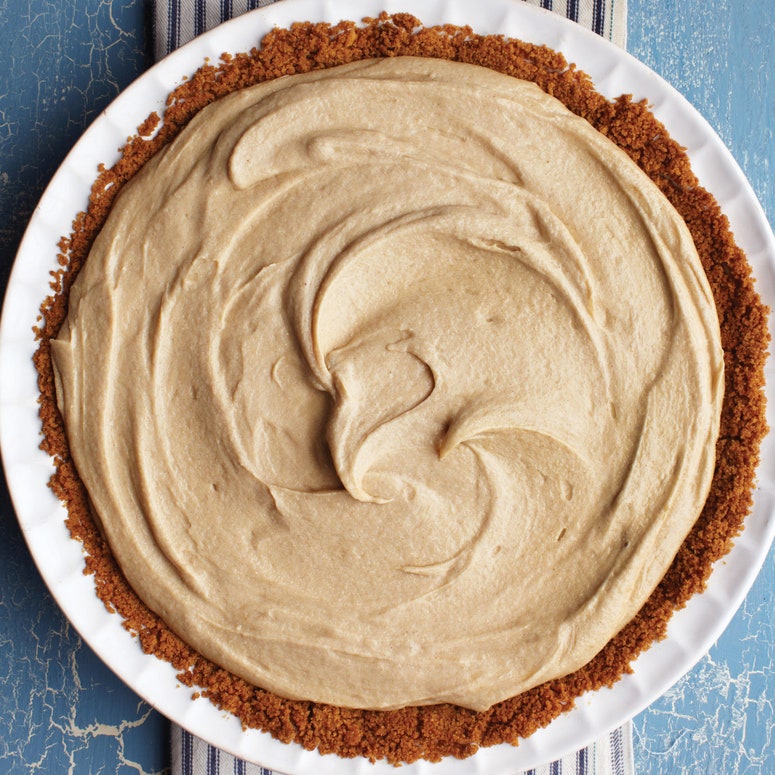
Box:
(1, 1, 772, 772)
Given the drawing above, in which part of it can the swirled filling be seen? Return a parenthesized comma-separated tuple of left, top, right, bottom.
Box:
(51, 57, 723, 711)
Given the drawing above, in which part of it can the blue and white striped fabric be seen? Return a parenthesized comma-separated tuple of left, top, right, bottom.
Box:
(153, 0, 627, 60)
(172, 720, 634, 774)
(156, 0, 633, 772)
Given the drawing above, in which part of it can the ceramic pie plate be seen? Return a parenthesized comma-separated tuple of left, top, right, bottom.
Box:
(2, 0, 774, 772)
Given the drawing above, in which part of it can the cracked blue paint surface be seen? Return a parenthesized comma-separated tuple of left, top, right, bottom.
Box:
(0, 1, 772, 773)
(632, 580, 775, 773)
(0, 486, 169, 773)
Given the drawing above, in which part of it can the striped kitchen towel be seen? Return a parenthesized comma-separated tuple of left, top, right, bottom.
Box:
(172, 720, 635, 774)
(156, 0, 633, 773)
(154, 0, 627, 60)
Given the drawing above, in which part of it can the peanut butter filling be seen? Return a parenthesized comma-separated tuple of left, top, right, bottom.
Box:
(51, 57, 723, 712)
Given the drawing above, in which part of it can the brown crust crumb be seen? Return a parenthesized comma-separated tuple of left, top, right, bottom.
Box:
(32, 13, 769, 765)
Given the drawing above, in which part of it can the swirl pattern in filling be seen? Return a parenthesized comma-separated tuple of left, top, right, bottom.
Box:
(51, 57, 724, 711)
